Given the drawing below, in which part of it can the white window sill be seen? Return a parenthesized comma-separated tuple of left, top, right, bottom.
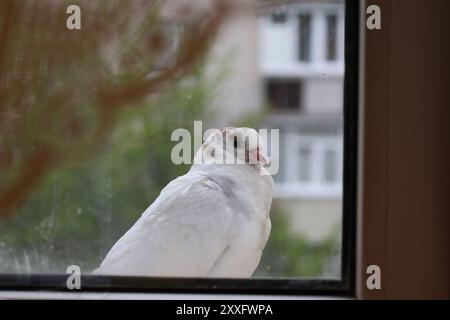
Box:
(0, 291, 352, 300)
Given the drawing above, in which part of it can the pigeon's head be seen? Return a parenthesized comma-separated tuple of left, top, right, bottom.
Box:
(199, 127, 269, 166)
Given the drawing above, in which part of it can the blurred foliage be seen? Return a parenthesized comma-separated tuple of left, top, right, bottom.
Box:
(255, 211, 341, 278)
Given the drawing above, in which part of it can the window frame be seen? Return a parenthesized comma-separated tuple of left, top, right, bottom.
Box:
(0, 0, 359, 297)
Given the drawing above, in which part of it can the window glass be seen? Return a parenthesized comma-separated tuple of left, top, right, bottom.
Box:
(326, 14, 338, 61)
(0, 0, 346, 281)
(298, 13, 312, 62)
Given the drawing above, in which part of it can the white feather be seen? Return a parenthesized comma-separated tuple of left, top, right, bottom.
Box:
(94, 128, 273, 278)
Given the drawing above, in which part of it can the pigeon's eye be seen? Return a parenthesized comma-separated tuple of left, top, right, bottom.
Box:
(233, 137, 238, 149)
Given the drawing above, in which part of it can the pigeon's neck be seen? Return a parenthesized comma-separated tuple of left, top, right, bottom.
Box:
(191, 163, 264, 182)
(190, 163, 273, 217)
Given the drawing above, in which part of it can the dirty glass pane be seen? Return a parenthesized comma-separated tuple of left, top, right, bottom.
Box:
(298, 13, 312, 61)
(326, 14, 338, 61)
(0, 0, 346, 281)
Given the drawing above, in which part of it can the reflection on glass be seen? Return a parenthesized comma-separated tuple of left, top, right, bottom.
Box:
(266, 79, 302, 111)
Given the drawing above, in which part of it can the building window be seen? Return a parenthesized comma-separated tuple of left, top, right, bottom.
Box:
(275, 135, 343, 198)
(266, 79, 302, 111)
(324, 148, 338, 183)
(326, 14, 338, 61)
(271, 11, 287, 24)
(298, 13, 312, 62)
(298, 146, 312, 182)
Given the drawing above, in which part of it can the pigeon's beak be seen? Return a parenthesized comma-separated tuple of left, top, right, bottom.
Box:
(253, 146, 270, 166)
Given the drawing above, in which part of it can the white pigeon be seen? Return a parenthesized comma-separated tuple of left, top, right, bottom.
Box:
(94, 127, 273, 278)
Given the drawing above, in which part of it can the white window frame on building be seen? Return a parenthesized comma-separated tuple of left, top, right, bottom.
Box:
(274, 134, 343, 199)
(260, 2, 345, 78)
